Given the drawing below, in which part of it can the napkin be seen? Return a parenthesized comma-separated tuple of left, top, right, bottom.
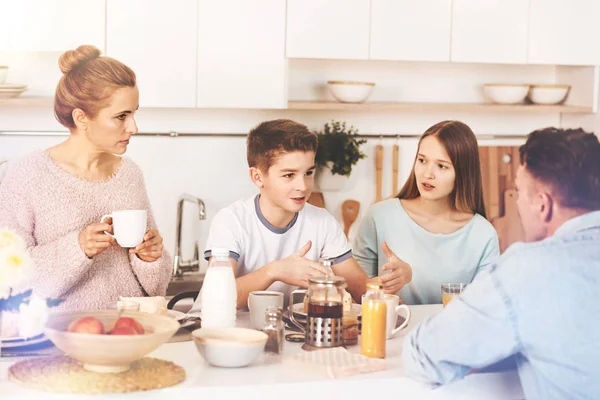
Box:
(289, 347, 386, 378)
(118, 296, 167, 315)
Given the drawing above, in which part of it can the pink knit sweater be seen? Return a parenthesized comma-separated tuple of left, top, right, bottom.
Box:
(0, 150, 172, 313)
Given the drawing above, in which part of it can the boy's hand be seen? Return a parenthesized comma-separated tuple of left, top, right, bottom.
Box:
(269, 241, 329, 287)
(380, 241, 412, 294)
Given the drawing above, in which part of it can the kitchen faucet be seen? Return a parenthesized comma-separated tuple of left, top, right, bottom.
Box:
(172, 193, 206, 277)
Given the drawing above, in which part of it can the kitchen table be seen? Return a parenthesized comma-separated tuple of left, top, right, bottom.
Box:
(0, 305, 524, 399)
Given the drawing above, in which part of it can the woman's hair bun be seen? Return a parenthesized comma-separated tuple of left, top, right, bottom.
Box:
(58, 45, 102, 74)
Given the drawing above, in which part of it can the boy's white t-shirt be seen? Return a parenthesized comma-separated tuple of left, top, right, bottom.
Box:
(198, 195, 352, 307)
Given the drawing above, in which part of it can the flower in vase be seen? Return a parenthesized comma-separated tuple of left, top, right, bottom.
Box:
(0, 231, 34, 300)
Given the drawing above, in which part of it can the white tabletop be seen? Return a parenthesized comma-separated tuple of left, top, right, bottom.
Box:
(0, 305, 525, 399)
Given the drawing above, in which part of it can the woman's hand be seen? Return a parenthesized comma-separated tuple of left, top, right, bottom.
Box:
(380, 241, 413, 295)
(79, 220, 116, 258)
(130, 229, 164, 262)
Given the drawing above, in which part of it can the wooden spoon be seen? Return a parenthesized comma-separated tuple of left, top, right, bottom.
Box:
(375, 144, 384, 202)
(341, 200, 360, 239)
(392, 144, 399, 196)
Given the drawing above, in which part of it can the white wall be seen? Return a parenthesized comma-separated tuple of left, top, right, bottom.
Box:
(0, 55, 572, 272)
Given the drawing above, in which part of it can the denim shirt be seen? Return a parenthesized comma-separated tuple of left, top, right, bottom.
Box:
(402, 211, 600, 400)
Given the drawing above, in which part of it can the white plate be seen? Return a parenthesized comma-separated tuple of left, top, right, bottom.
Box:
(0, 84, 27, 90)
(0, 89, 26, 99)
(290, 303, 362, 318)
(1, 333, 50, 349)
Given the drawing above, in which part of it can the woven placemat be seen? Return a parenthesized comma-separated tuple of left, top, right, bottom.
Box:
(8, 355, 186, 394)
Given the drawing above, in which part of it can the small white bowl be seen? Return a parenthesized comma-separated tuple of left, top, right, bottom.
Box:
(0, 66, 7, 85)
(192, 327, 267, 368)
(483, 84, 530, 104)
(327, 80, 375, 103)
(528, 85, 571, 105)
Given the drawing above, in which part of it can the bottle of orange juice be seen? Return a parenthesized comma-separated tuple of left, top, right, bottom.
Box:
(361, 281, 387, 358)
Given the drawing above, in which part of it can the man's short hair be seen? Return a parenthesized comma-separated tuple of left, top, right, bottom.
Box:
(519, 127, 600, 210)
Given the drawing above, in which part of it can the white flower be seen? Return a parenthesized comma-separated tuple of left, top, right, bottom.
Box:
(0, 246, 34, 294)
(0, 229, 27, 251)
(19, 295, 49, 338)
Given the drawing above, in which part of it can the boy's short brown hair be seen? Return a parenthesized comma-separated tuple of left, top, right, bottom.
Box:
(247, 119, 318, 172)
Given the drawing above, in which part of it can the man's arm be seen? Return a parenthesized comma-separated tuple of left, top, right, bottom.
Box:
(402, 268, 521, 386)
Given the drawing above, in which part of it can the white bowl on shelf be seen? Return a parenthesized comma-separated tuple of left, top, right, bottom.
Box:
(327, 80, 375, 103)
(528, 85, 571, 105)
(483, 84, 530, 104)
(192, 327, 267, 368)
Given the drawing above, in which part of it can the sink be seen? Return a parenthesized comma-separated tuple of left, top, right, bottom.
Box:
(166, 273, 204, 297)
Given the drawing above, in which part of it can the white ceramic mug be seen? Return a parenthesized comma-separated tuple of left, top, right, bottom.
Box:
(101, 210, 147, 248)
(384, 294, 411, 339)
(248, 291, 284, 330)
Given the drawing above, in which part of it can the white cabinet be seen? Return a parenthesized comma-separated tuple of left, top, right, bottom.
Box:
(286, 0, 370, 60)
(451, 0, 529, 64)
(197, 0, 286, 109)
(370, 0, 451, 62)
(4, 0, 105, 52)
(529, 0, 600, 65)
(0, 0, 9, 50)
(106, 0, 198, 108)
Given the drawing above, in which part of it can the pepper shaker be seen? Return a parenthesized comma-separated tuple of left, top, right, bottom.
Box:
(263, 306, 284, 354)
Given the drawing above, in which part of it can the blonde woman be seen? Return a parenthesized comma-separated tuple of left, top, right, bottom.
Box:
(0, 45, 171, 315)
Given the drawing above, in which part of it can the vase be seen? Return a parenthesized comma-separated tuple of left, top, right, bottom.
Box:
(316, 162, 349, 192)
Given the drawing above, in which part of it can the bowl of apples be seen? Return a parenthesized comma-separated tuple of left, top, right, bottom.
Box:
(44, 310, 179, 373)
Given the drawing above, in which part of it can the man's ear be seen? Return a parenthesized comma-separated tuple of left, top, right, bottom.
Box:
(539, 192, 553, 223)
(249, 166, 265, 189)
(72, 108, 89, 130)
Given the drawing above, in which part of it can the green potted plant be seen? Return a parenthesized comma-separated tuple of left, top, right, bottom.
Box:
(314, 120, 367, 191)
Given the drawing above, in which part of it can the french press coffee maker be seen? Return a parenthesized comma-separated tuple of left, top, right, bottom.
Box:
(289, 275, 346, 350)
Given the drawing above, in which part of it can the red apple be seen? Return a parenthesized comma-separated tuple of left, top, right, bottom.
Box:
(113, 317, 145, 335)
(110, 326, 139, 335)
(67, 317, 105, 334)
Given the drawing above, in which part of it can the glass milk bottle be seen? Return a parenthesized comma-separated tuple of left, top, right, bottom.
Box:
(200, 248, 237, 328)
(361, 280, 387, 358)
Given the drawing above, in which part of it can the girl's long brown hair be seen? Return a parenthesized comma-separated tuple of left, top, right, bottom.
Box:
(397, 120, 487, 218)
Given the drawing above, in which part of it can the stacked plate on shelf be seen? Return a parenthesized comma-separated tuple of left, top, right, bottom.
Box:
(0, 84, 28, 99)
(0, 66, 28, 99)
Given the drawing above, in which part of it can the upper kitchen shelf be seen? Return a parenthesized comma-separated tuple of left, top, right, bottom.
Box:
(0, 97, 594, 114)
(287, 101, 593, 114)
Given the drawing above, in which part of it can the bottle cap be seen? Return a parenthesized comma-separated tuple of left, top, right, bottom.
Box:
(366, 279, 384, 291)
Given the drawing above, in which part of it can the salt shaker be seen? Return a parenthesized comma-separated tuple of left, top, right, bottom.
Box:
(263, 306, 284, 354)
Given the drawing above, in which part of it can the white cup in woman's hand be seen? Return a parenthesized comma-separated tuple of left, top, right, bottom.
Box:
(101, 210, 147, 248)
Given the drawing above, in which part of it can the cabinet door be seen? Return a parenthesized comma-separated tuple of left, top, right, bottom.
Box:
(286, 0, 370, 60)
(197, 0, 286, 109)
(106, 0, 198, 108)
(0, 0, 9, 51)
(7, 0, 105, 52)
(529, 0, 600, 65)
(451, 0, 529, 64)
(370, 0, 451, 62)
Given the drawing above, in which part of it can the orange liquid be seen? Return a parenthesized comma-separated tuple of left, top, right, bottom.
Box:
(361, 299, 387, 358)
(442, 292, 457, 307)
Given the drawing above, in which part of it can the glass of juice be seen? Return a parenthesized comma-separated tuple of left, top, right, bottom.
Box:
(441, 283, 466, 307)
